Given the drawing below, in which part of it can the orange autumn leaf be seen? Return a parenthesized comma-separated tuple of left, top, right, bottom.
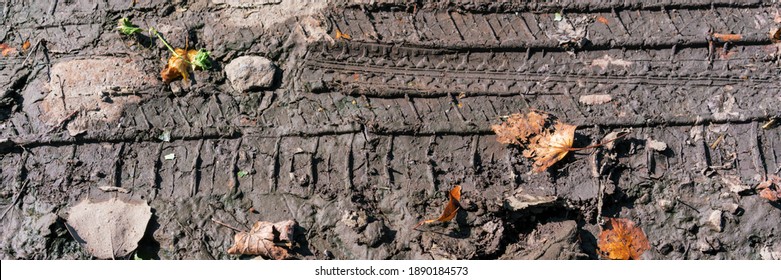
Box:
(525, 122, 576, 173)
(335, 29, 351, 40)
(0, 43, 17, 57)
(491, 111, 547, 146)
(415, 185, 462, 228)
(596, 16, 609, 25)
(492, 112, 576, 172)
(757, 175, 781, 202)
(713, 33, 742, 42)
(598, 218, 650, 260)
(22, 40, 31, 51)
(161, 48, 190, 83)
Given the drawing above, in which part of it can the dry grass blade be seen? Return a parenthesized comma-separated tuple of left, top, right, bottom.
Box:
(415, 185, 462, 229)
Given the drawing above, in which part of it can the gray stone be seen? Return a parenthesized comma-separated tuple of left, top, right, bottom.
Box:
(703, 210, 723, 232)
(225, 56, 278, 92)
(657, 199, 674, 212)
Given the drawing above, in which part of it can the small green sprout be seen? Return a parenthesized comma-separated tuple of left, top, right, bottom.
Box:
(117, 18, 142, 36)
(237, 170, 249, 178)
(190, 49, 212, 70)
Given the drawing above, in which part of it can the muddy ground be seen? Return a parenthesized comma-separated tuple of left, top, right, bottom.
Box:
(1, 0, 780, 260)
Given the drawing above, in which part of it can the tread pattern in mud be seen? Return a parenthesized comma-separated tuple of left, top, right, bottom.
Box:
(1, 0, 780, 260)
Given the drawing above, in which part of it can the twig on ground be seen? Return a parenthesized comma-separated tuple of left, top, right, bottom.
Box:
(211, 218, 243, 232)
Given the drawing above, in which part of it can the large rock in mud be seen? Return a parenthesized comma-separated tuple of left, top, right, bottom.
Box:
(225, 56, 278, 92)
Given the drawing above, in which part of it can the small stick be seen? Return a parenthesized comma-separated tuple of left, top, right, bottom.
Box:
(211, 218, 244, 232)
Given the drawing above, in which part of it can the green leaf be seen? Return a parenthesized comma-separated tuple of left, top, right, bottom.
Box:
(164, 153, 175, 160)
(117, 18, 142, 36)
(191, 49, 212, 70)
(553, 12, 563, 22)
(237, 170, 249, 178)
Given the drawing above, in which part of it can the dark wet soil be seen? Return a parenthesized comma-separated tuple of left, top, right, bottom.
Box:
(1, 0, 780, 260)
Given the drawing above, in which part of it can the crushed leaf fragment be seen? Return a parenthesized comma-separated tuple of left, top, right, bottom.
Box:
(492, 112, 575, 172)
(757, 175, 781, 202)
(335, 29, 351, 40)
(22, 40, 31, 51)
(415, 185, 462, 228)
(0, 43, 17, 57)
(598, 218, 650, 260)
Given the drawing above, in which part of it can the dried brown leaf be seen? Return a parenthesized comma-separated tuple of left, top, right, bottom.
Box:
(491, 112, 547, 145)
(527, 122, 576, 173)
(598, 218, 650, 260)
(161, 48, 189, 83)
(22, 40, 31, 51)
(757, 175, 781, 202)
(416, 185, 462, 228)
(227, 220, 297, 259)
(0, 43, 17, 57)
(335, 29, 351, 40)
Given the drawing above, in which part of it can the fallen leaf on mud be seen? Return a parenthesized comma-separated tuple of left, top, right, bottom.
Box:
(757, 175, 781, 202)
(0, 43, 17, 56)
(237, 170, 249, 178)
(151, 28, 213, 83)
(162, 48, 190, 83)
(163, 153, 175, 160)
(491, 111, 547, 146)
(598, 218, 650, 260)
(579, 94, 612, 105)
(771, 28, 781, 42)
(713, 33, 742, 42)
(22, 40, 31, 51)
(65, 198, 152, 259)
(492, 112, 577, 172)
(416, 185, 462, 228)
(227, 220, 297, 259)
(525, 122, 576, 173)
(596, 16, 609, 25)
(117, 18, 142, 36)
(335, 29, 351, 40)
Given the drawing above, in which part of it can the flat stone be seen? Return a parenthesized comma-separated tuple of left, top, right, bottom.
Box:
(657, 199, 674, 212)
(703, 210, 723, 232)
(224, 56, 278, 92)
